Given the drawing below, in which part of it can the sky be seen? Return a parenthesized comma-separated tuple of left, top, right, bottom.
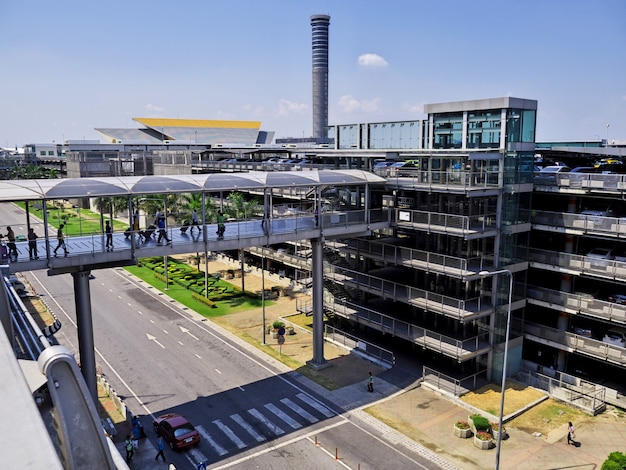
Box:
(1, 0, 625, 147)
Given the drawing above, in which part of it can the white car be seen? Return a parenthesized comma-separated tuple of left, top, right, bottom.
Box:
(602, 328, 626, 348)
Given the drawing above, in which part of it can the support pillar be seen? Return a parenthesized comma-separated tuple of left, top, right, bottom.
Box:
(307, 238, 330, 370)
(72, 270, 97, 405)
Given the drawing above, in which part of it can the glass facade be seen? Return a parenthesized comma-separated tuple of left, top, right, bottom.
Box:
(368, 121, 421, 149)
(467, 109, 501, 149)
(507, 109, 536, 143)
(337, 125, 359, 149)
(433, 113, 463, 149)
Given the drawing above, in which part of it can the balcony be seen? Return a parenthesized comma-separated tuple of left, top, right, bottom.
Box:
(528, 248, 626, 282)
(532, 210, 626, 239)
(536, 172, 626, 195)
(394, 209, 498, 240)
(524, 321, 626, 367)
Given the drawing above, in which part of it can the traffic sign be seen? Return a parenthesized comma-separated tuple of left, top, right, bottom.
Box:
(277, 335, 285, 345)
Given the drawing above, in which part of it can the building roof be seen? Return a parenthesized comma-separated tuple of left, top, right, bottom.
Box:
(0, 170, 385, 201)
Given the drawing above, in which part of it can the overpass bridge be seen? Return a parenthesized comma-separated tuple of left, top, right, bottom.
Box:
(0, 169, 390, 468)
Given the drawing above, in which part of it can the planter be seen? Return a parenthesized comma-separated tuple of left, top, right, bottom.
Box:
(492, 429, 507, 441)
(473, 434, 494, 450)
(453, 424, 472, 439)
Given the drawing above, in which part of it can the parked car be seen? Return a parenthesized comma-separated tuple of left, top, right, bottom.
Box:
(602, 328, 626, 348)
(570, 167, 595, 173)
(573, 327, 593, 338)
(607, 294, 626, 305)
(580, 204, 622, 217)
(8, 277, 26, 294)
(586, 248, 614, 268)
(153, 413, 201, 450)
(373, 161, 396, 170)
(534, 165, 571, 184)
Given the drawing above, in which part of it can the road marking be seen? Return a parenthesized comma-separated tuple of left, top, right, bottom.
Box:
(146, 333, 165, 348)
(187, 448, 209, 468)
(213, 419, 247, 449)
(247, 408, 284, 436)
(163, 329, 169, 334)
(178, 341, 184, 346)
(150, 319, 155, 324)
(127, 302, 132, 307)
(179, 325, 199, 340)
(195, 353, 202, 359)
(214, 369, 222, 374)
(264, 403, 301, 429)
(138, 310, 143, 315)
(296, 393, 334, 418)
(230, 413, 266, 442)
(280, 398, 318, 423)
(238, 386, 245, 392)
(196, 425, 227, 456)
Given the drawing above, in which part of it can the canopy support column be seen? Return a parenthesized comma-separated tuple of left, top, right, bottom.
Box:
(72, 270, 97, 405)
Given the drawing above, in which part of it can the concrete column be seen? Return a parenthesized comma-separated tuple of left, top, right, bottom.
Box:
(72, 270, 97, 405)
(307, 238, 330, 370)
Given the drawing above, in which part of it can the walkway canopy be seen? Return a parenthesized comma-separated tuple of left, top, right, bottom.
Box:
(0, 170, 385, 201)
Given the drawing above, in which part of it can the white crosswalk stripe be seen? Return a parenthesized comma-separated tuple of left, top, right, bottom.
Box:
(230, 413, 266, 442)
(196, 425, 227, 456)
(296, 393, 335, 418)
(247, 408, 285, 436)
(188, 447, 209, 466)
(264, 403, 302, 429)
(213, 419, 247, 449)
(280, 398, 318, 423)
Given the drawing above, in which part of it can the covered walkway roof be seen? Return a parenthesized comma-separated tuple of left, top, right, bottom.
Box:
(0, 169, 385, 201)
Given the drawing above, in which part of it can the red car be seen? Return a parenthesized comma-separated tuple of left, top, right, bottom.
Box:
(153, 413, 201, 450)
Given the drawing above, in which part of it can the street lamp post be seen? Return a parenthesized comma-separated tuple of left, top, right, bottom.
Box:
(479, 269, 513, 470)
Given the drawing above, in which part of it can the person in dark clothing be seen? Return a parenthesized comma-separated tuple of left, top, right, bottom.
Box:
(367, 371, 374, 392)
(53, 224, 68, 256)
(216, 211, 225, 237)
(105, 221, 113, 250)
(28, 228, 39, 260)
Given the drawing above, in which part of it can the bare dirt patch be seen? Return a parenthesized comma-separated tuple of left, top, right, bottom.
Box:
(460, 381, 546, 416)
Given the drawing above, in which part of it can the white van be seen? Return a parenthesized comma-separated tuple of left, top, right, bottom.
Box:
(602, 327, 626, 348)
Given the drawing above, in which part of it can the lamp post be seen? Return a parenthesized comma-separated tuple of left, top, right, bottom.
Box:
(479, 269, 513, 470)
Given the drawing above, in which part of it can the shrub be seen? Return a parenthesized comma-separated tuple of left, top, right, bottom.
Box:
(191, 292, 216, 308)
(471, 415, 490, 431)
(602, 452, 626, 470)
(491, 422, 505, 432)
(272, 320, 285, 329)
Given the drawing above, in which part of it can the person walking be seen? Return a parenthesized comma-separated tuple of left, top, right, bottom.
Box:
(216, 211, 225, 237)
(124, 434, 134, 463)
(155, 434, 166, 462)
(567, 421, 575, 445)
(6, 226, 18, 260)
(105, 220, 113, 250)
(191, 209, 201, 233)
(157, 216, 171, 244)
(28, 227, 39, 260)
(53, 223, 68, 257)
(367, 371, 374, 392)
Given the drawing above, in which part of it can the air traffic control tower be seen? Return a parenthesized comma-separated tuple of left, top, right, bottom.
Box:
(311, 14, 330, 141)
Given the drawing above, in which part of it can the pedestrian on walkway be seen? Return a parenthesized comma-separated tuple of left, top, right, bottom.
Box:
(216, 211, 225, 237)
(53, 223, 68, 256)
(132, 421, 141, 449)
(28, 228, 39, 260)
(124, 434, 134, 463)
(567, 421, 576, 445)
(191, 209, 201, 233)
(155, 434, 166, 462)
(157, 216, 171, 244)
(105, 221, 113, 250)
(5, 226, 18, 260)
(367, 371, 374, 392)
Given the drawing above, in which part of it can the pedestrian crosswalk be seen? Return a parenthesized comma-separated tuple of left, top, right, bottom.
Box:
(190, 392, 335, 464)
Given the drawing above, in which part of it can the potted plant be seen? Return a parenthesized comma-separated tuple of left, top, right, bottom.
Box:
(468, 414, 490, 434)
(473, 431, 494, 450)
(453, 420, 472, 438)
(491, 422, 506, 441)
(272, 320, 285, 339)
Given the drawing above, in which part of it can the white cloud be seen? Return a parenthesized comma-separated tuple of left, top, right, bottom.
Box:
(358, 53, 388, 67)
(337, 94, 382, 113)
(277, 99, 308, 116)
(402, 101, 426, 114)
(145, 103, 165, 113)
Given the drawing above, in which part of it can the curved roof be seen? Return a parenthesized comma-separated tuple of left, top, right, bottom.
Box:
(0, 170, 385, 201)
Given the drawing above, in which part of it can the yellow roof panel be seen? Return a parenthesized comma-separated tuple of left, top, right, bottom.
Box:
(133, 118, 261, 129)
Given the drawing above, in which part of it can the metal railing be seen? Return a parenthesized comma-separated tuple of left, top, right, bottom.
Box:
(528, 247, 626, 282)
(394, 208, 497, 235)
(531, 209, 626, 238)
(422, 366, 488, 397)
(323, 324, 395, 366)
